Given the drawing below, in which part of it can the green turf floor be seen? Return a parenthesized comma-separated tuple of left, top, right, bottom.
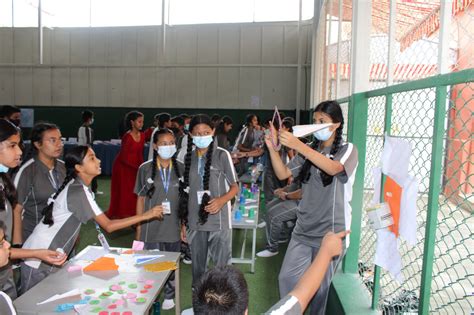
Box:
(78, 177, 287, 314)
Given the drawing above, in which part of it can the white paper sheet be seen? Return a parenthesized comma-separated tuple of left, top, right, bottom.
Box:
(381, 134, 412, 185)
(374, 228, 403, 282)
(399, 175, 418, 246)
(74, 247, 108, 261)
(292, 123, 333, 138)
(37, 288, 81, 305)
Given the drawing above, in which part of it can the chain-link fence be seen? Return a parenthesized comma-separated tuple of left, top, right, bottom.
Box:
(350, 74, 473, 314)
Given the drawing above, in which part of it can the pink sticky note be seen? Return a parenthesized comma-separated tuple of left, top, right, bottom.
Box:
(125, 293, 137, 300)
(67, 265, 82, 272)
(115, 299, 125, 306)
(132, 241, 144, 251)
(144, 280, 154, 285)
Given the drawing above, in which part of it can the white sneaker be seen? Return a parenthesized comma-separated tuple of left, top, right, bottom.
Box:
(257, 249, 279, 257)
(181, 307, 194, 315)
(95, 191, 104, 195)
(257, 222, 266, 228)
(162, 298, 175, 310)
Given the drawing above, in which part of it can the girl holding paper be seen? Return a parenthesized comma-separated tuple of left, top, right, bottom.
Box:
(134, 128, 182, 311)
(0, 119, 67, 299)
(20, 146, 163, 293)
(177, 114, 238, 289)
(265, 101, 358, 315)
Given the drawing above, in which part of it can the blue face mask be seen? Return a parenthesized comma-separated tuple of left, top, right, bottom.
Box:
(193, 135, 213, 149)
(184, 124, 190, 131)
(157, 145, 177, 160)
(0, 164, 9, 173)
(313, 127, 334, 141)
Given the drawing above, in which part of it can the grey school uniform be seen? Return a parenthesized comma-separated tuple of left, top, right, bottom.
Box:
(264, 294, 302, 315)
(14, 158, 66, 241)
(134, 159, 181, 299)
(278, 142, 358, 315)
(177, 141, 238, 287)
(0, 178, 17, 299)
(21, 177, 102, 293)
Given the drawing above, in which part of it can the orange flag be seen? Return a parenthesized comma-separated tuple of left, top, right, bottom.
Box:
(84, 257, 119, 272)
(384, 176, 402, 237)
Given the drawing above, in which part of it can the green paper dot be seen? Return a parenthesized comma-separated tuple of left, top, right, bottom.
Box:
(119, 281, 126, 285)
(135, 297, 146, 303)
(90, 307, 103, 313)
(128, 284, 137, 289)
(89, 300, 100, 305)
(103, 291, 113, 296)
(117, 290, 125, 294)
(99, 295, 108, 299)
(85, 289, 96, 295)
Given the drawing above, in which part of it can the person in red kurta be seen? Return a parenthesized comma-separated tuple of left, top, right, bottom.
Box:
(108, 111, 145, 219)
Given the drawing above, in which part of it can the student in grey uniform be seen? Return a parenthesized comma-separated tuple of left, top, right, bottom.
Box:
(265, 101, 358, 315)
(21, 146, 163, 293)
(0, 220, 16, 315)
(0, 119, 66, 299)
(13, 123, 66, 245)
(135, 128, 182, 311)
(177, 114, 238, 289)
(257, 182, 301, 258)
(190, 231, 350, 315)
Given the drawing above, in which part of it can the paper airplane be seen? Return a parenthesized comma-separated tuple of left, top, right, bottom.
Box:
(134, 254, 164, 265)
(292, 123, 333, 138)
(37, 288, 81, 305)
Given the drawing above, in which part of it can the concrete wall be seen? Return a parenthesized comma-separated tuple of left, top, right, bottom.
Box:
(0, 21, 312, 110)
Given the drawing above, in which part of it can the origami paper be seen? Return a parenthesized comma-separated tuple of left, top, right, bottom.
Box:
(292, 123, 333, 138)
(37, 288, 81, 305)
(143, 261, 177, 273)
(84, 257, 119, 272)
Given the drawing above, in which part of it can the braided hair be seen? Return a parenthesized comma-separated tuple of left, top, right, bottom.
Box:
(296, 101, 344, 187)
(0, 119, 20, 211)
(178, 114, 214, 225)
(41, 146, 89, 226)
(146, 128, 181, 199)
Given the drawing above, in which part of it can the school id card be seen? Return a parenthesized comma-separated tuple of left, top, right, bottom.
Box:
(162, 201, 171, 214)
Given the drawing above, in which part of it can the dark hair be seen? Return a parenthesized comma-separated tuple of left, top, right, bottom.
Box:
(146, 128, 181, 199)
(30, 122, 60, 155)
(282, 119, 294, 132)
(193, 266, 249, 315)
(245, 114, 257, 127)
(0, 105, 21, 118)
(171, 116, 184, 127)
(41, 146, 89, 226)
(82, 110, 94, 123)
(210, 114, 221, 127)
(0, 220, 6, 234)
(180, 113, 190, 120)
(296, 101, 344, 187)
(123, 111, 143, 133)
(0, 119, 20, 211)
(215, 116, 233, 135)
(178, 114, 214, 225)
(157, 113, 171, 129)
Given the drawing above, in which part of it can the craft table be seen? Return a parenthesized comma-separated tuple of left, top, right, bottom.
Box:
(14, 246, 181, 315)
(231, 186, 260, 273)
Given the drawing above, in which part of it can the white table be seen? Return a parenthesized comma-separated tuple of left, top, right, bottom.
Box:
(14, 246, 181, 315)
(231, 187, 260, 273)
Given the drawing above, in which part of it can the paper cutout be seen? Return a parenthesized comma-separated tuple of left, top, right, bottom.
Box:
(128, 284, 137, 289)
(37, 288, 81, 305)
(292, 123, 333, 138)
(110, 285, 122, 291)
(123, 312, 133, 315)
(143, 261, 177, 272)
(381, 134, 411, 184)
(134, 255, 164, 265)
(85, 289, 96, 295)
(122, 250, 134, 254)
(143, 284, 152, 289)
(399, 175, 418, 246)
(67, 265, 83, 272)
(90, 300, 100, 305)
(140, 289, 148, 294)
(98, 312, 108, 315)
(132, 240, 144, 251)
(84, 257, 119, 272)
(134, 297, 146, 303)
(108, 304, 117, 309)
(125, 293, 137, 299)
(374, 228, 403, 282)
(90, 307, 103, 313)
(145, 280, 154, 285)
(76, 247, 108, 261)
(384, 176, 402, 236)
(55, 296, 91, 312)
(115, 299, 125, 306)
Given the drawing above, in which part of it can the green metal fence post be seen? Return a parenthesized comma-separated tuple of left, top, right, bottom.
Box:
(371, 93, 394, 309)
(418, 86, 448, 315)
(342, 92, 368, 274)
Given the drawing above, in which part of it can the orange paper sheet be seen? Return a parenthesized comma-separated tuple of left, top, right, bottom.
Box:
(83, 256, 119, 272)
(144, 261, 177, 273)
(384, 176, 402, 237)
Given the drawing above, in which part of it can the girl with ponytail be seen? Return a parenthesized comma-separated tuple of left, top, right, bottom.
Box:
(134, 128, 182, 310)
(13, 122, 66, 245)
(176, 114, 238, 289)
(0, 119, 66, 299)
(21, 146, 163, 293)
(265, 101, 359, 315)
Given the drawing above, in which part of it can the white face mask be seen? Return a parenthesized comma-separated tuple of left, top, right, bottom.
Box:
(313, 127, 334, 141)
(157, 145, 177, 159)
(193, 135, 213, 149)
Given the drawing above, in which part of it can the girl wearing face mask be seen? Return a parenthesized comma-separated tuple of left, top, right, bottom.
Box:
(0, 119, 66, 299)
(13, 123, 66, 245)
(177, 114, 238, 289)
(265, 101, 359, 315)
(134, 128, 182, 311)
(21, 146, 163, 293)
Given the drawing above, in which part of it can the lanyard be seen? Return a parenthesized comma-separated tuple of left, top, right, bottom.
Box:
(158, 161, 172, 196)
(197, 153, 205, 189)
